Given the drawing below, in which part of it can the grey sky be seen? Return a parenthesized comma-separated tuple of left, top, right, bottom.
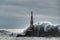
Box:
(0, 0, 60, 29)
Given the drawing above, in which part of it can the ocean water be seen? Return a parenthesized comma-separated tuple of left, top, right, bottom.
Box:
(0, 36, 60, 40)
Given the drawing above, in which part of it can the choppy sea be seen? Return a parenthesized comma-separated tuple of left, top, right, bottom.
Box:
(0, 36, 60, 40)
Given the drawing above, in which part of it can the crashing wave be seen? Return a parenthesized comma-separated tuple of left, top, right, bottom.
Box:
(0, 21, 60, 36)
(0, 29, 25, 37)
(33, 21, 60, 32)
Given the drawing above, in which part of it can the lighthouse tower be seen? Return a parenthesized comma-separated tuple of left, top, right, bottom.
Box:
(29, 11, 34, 31)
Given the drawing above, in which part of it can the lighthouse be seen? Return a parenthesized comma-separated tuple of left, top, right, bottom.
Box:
(29, 11, 34, 31)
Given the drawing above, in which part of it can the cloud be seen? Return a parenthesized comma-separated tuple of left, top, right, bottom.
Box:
(34, 14, 60, 20)
(0, 5, 60, 20)
(0, 0, 60, 28)
(0, 0, 59, 17)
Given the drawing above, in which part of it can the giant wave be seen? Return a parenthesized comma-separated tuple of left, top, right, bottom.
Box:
(0, 21, 60, 37)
